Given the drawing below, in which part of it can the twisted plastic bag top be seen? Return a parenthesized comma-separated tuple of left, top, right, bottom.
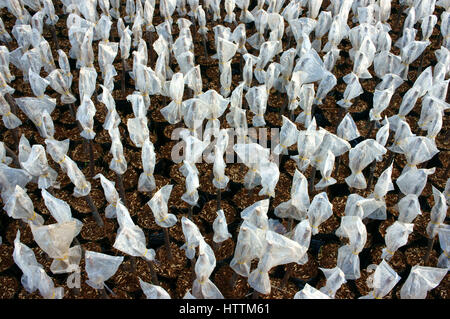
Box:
(388, 119, 414, 153)
(160, 72, 185, 124)
(224, 0, 236, 24)
(85, 250, 124, 289)
(400, 266, 447, 299)
(372, 163, 395, 201)
(294, 284, 331, 299)
(181, 216, 204, 259)
(184, 65, 203, 97)
(212, 144, 229, 190)
(231, 23, 247, 54)
(308, 192, 333, 235)
(46, 69, 76, 104)
(319, 267, 347, 298)
(4, 185, 43, 225)
(315, 71, 337, 105)
(382, 219, 414, 260)
(359, 260, 400, 299)
(376, 117, 390, 147)
(140, 278, 172, 299)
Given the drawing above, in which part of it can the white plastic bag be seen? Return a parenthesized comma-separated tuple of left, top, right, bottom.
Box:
(181, 216, 204, 260)
(337, 113, 360, 141)
(192, 240, 224, 299)
(308, 192, 333, 235)
(336, 216, 367, 280)
(42, 189, 82, 235)
(437, 225, 450, 269)
(140, 278, 171, 299)
(148, 184, 177, 228)
(400, 266, 447, 299)
(274, 169, 310, 221)
(381, 221, 414, 261)
(426, 186, 448, 239)
(30, 221, 81, 274)
(94, 173, 120, 218)
(294, 284, 331, 299)
(212, 209, 232, 243)
(319, 267, 346, 298)
(85, 251, 123, 290)
(4, 185, 44, 225)
(359, 260, 400, 299)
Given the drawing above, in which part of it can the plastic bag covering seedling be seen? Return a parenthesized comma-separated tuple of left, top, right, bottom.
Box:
(241, 199, 270, 231)
(181, 216, 204, 260)
(381, 221, 414, 261)
(319, 267, 346, 298)
(345, 139, 387, 189)
(85, 251, 123, 289)
(94, 173, 120, 218)
(230, 220, 266, 277)
(138, 139, 156, 192)
(359, 260, 400, 299)
(127, 115, 149, 148)
(198, 89, 229, 138)
(0, 142, 12, 165)
(366, 164, 394, 220)
(76, 96, 96, 140)
(307, 192, 333, 235)
(337, 113, 360, 142)
(274, 116, 298, 155)
(396, 167, 435, 196)
(60, 155, 92, 198)
(46, 69, 77, 104)
(400, 136, 439, 171)
(337, 72, 363, 109)
(274, 169, 310, 221)
(0, 93, 22, 129)
(294, 283, 331, 299)
(246, 85, 268, 127)
(258, 160, 280, 198)
(20, 144, 58, 190)
(139, 278, 171, 299)
(108, 127, 127, 175)
(0, 164, 32, 202)
(233, 143, 270, 189)
(148, 184, 177, 228)
(426, 186, 448, 239)
(41, 189, 82, 236)
(315, 150, 336, 190)
(212, 209, 232, 243)
(400, 266, 447, 299)
(4, 185, 44, 226)
(336, 216, 367, 280)
(113, 202, 156, 261)
(287, 219, 312, 265)
(248, 230, 306, 295)
(14, 231, 64, 299)
(396, 194, 422, 223)
(191, 240, 223, 299)
(160, 73, 185, 124)
(437, 225, 450, 269)
(30, 220, 81, 274)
